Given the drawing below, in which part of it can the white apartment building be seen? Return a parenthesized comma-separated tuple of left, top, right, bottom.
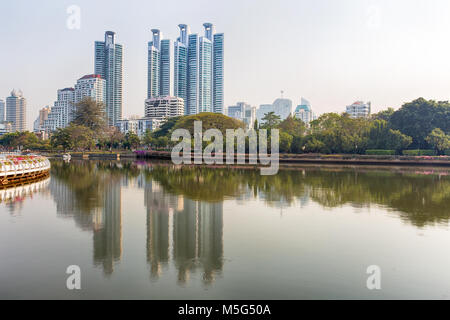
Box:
(346, 101, 371, 119)
(115, 118, 162, 137)
(256, 98, 293, 124)
(145, 96, 184, 120)
(44, 74, 105, 132)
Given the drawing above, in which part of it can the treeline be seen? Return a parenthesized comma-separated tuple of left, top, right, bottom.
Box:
(0, 97, 449, 155)
(261, 97, 449, 155)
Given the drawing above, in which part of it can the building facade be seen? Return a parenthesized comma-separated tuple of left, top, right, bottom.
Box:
(227, 102, 256, 129)
(144, 96, 185, 120)
(115, 118, 162, 137)
(6, 89, 27, 132)
(213, 33, 224, 114)
(95, 31, 123, 126)
(174, 24, 189, 112)
(0, 99, 5, 123)
(256, 98, 293, 124)
(294, 98, 316, 125)
(33, 106, 51, 133)
(346, 101, 371, 118)
(44, 75, 105, 132)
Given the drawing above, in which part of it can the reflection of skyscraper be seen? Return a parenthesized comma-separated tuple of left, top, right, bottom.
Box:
(93, 177, 122, 275)
(198, 202, 223, 284)
(173, 199, 198, 284)
(145, 181, 170, 278)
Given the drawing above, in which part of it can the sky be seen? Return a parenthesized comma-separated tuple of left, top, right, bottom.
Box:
(2, 0, 450, 130)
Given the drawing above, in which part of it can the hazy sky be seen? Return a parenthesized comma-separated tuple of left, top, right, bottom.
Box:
(2, 0, 450, 129)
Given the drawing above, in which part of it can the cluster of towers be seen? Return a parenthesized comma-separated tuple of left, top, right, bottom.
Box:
(148, 23, 224, 115)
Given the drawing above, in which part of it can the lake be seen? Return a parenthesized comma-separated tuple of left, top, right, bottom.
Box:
(1, 160, 449, 299)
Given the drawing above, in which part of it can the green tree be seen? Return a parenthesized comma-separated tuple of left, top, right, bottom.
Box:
(278, 115, 306, 137)
(279, 132, 293, 153)
(72, 97, 107, 133)
(426, 128, 450, 155)
(389, 98, 450, 149)
(123, 132, 140, 150)
(261, 112, 281, 130)
(50, 128, 73, 152)
(372, 108, 395, 121)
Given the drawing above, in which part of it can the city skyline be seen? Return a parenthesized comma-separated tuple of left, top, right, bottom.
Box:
(3, 0, 450, 130)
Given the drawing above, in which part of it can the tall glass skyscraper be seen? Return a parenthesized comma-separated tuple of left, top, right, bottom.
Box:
(6, 89, 26, 132)
(151, 23, 224, 115)
(198, 35, 213, 113)
(148, 29, 161, 98)
(160, 39, 171, 96)
(187, 33, 199, 115)
(95, 31, 123, 126)
(148, 30, 171, 99)
(174, 25, 189, 114)
(213, 33, 224, 114)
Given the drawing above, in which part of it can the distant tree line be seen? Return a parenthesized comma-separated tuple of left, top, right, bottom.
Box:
(0, 97, 449, 155)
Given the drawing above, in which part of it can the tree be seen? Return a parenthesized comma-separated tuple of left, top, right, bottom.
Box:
(152, 116, 181, 139)
(142, 130, 154, 147)
(279, 132, 293, 153)
(98, 126, 124, 150)
(389, 98, 450, 149)
(0, 131, 40, 151)
(278, 115, 306, 137)
(66, 124, 95, 151)
(123, 132, 140, 150)
(426, 128, 450, 154)
(372, 108, 395, 121)
(72, 97, 107, 133)
(367, 119, 412, 152)
(261, 112, 281, 130)
(51, 128, 73, 152)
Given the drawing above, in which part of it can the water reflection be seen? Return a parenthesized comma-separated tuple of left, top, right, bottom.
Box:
(0, 177, 50, 214)
(16, 160, 450, 282)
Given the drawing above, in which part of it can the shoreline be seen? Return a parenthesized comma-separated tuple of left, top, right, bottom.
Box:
(45, 151, 450, 167)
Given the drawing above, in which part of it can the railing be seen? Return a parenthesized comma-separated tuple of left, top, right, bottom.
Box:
(0, 155, 51, 177)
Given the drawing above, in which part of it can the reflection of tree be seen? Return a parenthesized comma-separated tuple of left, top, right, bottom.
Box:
(50, 160, 124, 275)
(147, 164, 450, 227)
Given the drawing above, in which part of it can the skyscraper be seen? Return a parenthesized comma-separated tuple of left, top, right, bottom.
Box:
(0, 99, 5, 123)
(148, 30, 171, 99)
(148, 29, 161, 99)
(213, 33, 224, 114)
(174, 25, 189, 114)
(6, 89, 26, 132)
(160, 39, 172, 96)
(95, 31, 123, 126)
(198, 34, 213, 113)
(187, 33, 200, 115)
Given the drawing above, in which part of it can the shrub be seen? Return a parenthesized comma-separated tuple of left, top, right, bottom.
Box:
(365, 149, 396, 155)
(445, 150, 450, 156)
(402, 149, 436, 156)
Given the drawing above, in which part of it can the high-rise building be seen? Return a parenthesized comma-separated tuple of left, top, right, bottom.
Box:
(160, 39, 171, 96)
(144, 96, 184, 120)
(294, 98, 316, 125)
(74, 74, 106, 104)
(44, 75, 105, 132)
(34, 106, 51, 133)
(213, 33, 224, 114)
(198, 34, 213, 113)
(256, 98, 293, 124)
(227, 102, 256, 129)
(6, 89, 26, 132)
(148, 30, 171, 99)
(95, 31, 123, 126)
(187, 33, 200, 115)
(174, 25, 189, 113)
(148, 29, 161, 99)
(346, 101, 371, 119)
(44, 88, 75, 132)
(0, 99, 5, 123)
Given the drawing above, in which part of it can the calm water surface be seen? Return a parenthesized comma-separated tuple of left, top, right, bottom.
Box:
(1, 160, 450, 299)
